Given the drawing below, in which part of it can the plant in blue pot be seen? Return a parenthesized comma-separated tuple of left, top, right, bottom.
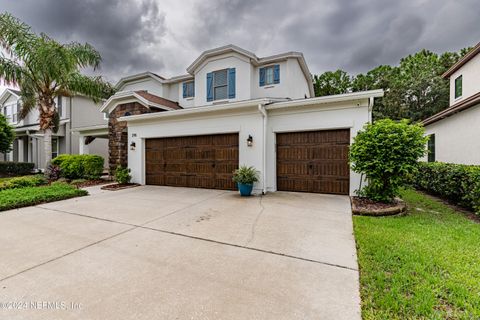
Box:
(232, 165, 259, 197)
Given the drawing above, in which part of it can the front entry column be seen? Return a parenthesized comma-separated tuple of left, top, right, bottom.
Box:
(17, 137, 24, 162)
(79, 136, 89, 155)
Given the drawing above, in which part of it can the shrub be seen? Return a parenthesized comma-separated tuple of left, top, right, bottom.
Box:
(45, 164, 62, 181)
(115, 166, 131, 184)
(0, 113, 14, 154)
(52, 154, 104, 179)
(414, 162, 480, 213)
(0, 161, 35, 177)
(0, 175, 47, 190)
(350, 119, 428, 202)
(232, 165, 259, 185)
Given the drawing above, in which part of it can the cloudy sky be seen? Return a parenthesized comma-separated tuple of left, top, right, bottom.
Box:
(1, 0, 480, 90)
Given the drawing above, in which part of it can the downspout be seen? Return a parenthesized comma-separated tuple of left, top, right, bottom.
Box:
(258, 103, 267, 195)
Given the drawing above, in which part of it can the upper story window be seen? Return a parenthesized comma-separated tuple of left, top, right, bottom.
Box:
(57, 96, 63, 118)
(3, 102, 18, 124)
(454, 75, 462, 99)
(182, 81, 195, 98)
(259, 64, 280, 87)
(207, 68, 236, 102)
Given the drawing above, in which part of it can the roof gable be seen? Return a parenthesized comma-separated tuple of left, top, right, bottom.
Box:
(0, 88, 20, 105)
(443, 42, 480, 78)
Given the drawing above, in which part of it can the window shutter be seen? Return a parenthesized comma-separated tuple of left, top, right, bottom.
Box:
(182, 82, 187, 98)
(259, 67, 265, 86)
(206, 72, 213, 102)
(273, 64, 280, 84)
(228, 68, 236, 99)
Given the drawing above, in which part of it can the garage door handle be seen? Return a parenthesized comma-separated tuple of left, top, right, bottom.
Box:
(309, 164, 313, 169)
(212, 163, 216, 168)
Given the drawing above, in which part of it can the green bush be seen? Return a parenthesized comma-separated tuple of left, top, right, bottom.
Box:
(0, 161, 35, 176)
(232, 165, 259, 185)
(115, 166, 131, 184)
(0, 175, 47, 190)
(52, 154, 104, 179)
(350, 119, 428, 202)
(414, 162, 480, 213)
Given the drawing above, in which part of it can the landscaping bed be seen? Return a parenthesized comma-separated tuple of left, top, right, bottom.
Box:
(101, 183, 140, 191)
(351, 197, 406, 216)
(0, 183, 88, 211)
(354, 188, 480, 319)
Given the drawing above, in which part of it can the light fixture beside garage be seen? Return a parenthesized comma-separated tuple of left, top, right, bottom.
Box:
(130, 142, 136, 150)
(247, 135, 253, 147)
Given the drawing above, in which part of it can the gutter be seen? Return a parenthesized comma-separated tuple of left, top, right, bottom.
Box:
(258, 103, 268, 195)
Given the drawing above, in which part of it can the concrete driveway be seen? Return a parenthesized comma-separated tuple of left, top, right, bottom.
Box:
(0, 186, 360, 320)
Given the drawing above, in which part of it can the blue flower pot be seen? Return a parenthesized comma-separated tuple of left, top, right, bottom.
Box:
(238, 183, 253, 196)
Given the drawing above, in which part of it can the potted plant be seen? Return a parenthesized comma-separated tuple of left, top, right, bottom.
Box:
(232, 165, 259, 196)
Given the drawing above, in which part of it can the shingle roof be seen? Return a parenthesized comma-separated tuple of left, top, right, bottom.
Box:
(422, 91, 480, 126)
(442, 42, 480, 78)
(134, 91, 182, 110)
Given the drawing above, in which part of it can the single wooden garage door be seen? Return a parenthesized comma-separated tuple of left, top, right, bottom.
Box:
(145, 133, 238, 190)
(276, 129, 350, 195)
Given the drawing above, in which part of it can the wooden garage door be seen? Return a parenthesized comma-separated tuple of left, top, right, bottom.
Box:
(276, 130, 350, 195)
(145, 133, 238, 190)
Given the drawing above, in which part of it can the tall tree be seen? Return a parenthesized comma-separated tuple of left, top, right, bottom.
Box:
(0, 13, 114, 168)
(313, 69, 351, 97)
(0, 113, 15, 156)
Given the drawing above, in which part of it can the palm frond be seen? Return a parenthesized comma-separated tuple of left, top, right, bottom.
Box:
(0, 13, 35, 61)
(62, 72, 115, 102)
(0, 56, 25, 85)
(66, 42, 102, 70)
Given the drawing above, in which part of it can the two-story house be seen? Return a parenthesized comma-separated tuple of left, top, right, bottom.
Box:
(0, 88, 109, 169)
(101, 45, 383, 195)
(423, 42, 480, 165)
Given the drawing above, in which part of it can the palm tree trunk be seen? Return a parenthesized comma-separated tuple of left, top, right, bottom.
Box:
(43, 127, 52, 168)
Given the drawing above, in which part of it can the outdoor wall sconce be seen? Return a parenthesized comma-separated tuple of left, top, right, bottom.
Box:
(247, 135, 253, 147)
(130, 142, 136, 150)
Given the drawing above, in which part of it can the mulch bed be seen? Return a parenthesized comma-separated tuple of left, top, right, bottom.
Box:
(72, 180, 110, 188)
(100, 183, 140, 191)
(351, 196, 407, 216)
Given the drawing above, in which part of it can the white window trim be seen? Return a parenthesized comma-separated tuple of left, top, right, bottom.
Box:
(264, 65, 275, 86)
(213, 69, 229, 101)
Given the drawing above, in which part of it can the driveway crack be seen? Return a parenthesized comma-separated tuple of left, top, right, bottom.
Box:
(244, 195, 265, 246)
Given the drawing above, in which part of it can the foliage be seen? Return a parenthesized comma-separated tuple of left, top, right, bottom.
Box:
(313, 48, 470, 122)
(0, 161, 34, 176)
(71, 178, 87, 185)
(44, 164, 62, 181)
(115, 166, 131, 184)
(0, 13, 115, 167)
(0, 182, 87, 211)
(52, 154, 104, 179)
(354, 189, 480, 319)
(313, 70, 351, 97)
(349, 119, 428, 202)
(413, 162, 480, 213)
(0, 174, 47, 190)
(232, 165, 259, 185)
(0, 113, 15, 154)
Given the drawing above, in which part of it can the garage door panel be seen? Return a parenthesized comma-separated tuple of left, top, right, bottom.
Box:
(145, 133, 238, 190)
(277, 129, 350, 195)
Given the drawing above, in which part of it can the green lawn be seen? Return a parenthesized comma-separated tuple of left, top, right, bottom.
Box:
(354, 189, 480, 319)
(0, 183, 87, 211)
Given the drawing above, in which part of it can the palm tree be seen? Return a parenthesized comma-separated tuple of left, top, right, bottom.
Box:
(0, 13, 114, 168)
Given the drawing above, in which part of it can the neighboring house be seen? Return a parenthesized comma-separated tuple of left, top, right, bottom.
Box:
(0, 88, 109, 169)
(422, 42, 480, 165)
(101, 44, 383, 195)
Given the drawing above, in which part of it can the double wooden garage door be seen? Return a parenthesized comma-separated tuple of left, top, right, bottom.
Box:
(145, 130, 350, 195)
(276, 129, 350, 195)
(145, 133, 238, 190)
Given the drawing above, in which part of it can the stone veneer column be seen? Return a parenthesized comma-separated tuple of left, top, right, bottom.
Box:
(108, 102, 152, 173)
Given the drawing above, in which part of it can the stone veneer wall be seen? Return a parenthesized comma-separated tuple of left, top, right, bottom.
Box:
(108, 102, 153, 173)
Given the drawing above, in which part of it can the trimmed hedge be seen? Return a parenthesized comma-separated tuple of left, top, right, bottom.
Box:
(52, 154, 104, 179)
(0, 161, 35, 177)
(0, 175, 47, 191)
(413, 162, 480, 214)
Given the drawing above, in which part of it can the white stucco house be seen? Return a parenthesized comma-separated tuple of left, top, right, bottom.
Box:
(0, 89, 108, 170)
(422, 42, 480, 165)
(101, 45, 383, 195)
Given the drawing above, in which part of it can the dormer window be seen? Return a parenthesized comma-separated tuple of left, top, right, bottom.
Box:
(259, 65, 280, 87)
(207, 68, 236, 102)
(454, 75, 462, 99)
(183, 81, 195, 98)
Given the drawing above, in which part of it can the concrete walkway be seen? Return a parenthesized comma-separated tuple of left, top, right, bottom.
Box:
(0, 186, 360, 319)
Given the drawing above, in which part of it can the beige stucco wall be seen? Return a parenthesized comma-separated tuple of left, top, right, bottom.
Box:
(449, 53, 480, 105)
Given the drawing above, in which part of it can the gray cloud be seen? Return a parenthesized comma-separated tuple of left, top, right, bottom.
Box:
(1, 0, 480, 86)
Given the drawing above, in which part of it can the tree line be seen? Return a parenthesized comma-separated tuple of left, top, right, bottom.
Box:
(313, 48, 471, 122)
